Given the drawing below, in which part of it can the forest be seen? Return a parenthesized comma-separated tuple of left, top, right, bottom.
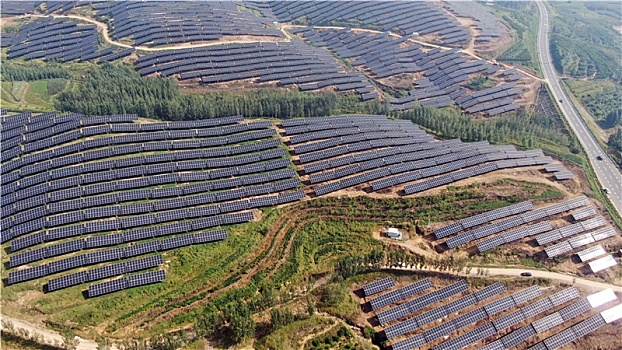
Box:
(53, 63, 389, 119)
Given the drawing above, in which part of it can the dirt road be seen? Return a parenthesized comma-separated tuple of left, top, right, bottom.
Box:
(0, 315, 116, 350)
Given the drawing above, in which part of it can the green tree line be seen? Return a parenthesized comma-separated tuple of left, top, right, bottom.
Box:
(396, 105, 578, 155)
(54, 63, 389, 119)
(1, 62, 70, 81)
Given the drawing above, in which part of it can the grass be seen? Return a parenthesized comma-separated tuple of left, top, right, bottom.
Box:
(487, 2, 542, 77)
(10, 81, 29, 101)
(564, 79, 622, 123)
(255, 316, 335, 350)
(548, 1, 621, 80)
(466, 76, 495, 91)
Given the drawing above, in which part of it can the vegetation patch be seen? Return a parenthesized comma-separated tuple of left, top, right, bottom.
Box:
(549, 1, 622, 80)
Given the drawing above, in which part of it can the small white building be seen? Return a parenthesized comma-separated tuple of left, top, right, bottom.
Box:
(386, 227, 403, 240)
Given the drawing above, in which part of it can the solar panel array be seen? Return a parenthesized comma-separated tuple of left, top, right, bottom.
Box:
(94, 2, 282, 47)
(369, 278, 433, 311)
(588, 255, 618, 273)
(376, 280, 468, 325)
(2, 112, 309, 291)
(88, 269, 166, 298)
(446, 196, 590, 249)
(553, 170, 575, 180)
(536, 216, 607, 246)
(362, 277, 395, 297)
(435, 201, 533, 239)
(527, 313, 608, 350)
(477, 221, 553, 253)
(0, 1, 41, 15)
(266, 7, 523, 114)
(47, 254, 163, 292)
(384, 282, 505, 340)
(136, 41, 375, 98)
(571, 206, 597, 221)
(265, 1, 470, 45)
(576, 245, 606, 262)
(283, 116, 554, 197)
(545, 226, 617, 258)
(8, 229, 228, 285)
(444, 1, 505, 43)
(7, 17, 131, 63)
(389, 284, 543, 350)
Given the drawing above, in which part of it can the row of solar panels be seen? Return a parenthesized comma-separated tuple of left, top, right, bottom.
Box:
(3, 159, 292, 223)
(310, 141, 497, 185)
(5, 185, 303, 250)
(315, 151, 550, 197)
(3, 138, 282, 192)
(390, 285, 547, 350)
(435, 201, 534, 239)
(536, 216, 607, 246)
(544, 226, 617, 258)
(88, 270, 166, 298)
(482, 289, 618, 350)
(6, 177, 300, 247)
(373, 152, 549, 192)
(445, 196, 589, 249)
(476, 221, 553, 253)
(2, 128, 278, 175)
(8, 226, 231, 285)
(2, 148, 288, 214)
(48, 254, 164, 292)
(6, 119, 265, 164)
(302, 138, 461, 173)
(384, 282, 506, 340)
(1, 114, 244, 158)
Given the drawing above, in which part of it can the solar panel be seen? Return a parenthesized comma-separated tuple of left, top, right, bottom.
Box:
(500, 324, 536, 348)
(88, 278, 127, 297)
(548, 287, 579, 307)
(47, 271, 87, 292)
(577, 245, 606, 262)
(369, 278, 432, 310)
(600, 303, 622, 323)
(532, 311, 564, 333)
(484, 296, 515, 316)
(390, 333, 426, 350)
(474, 283, 506, 303)
(363, 277, 395, 297)
(127, 269, 166, 288)
(453, 307, 487, 329)
(492, 310, 525, 331)
(559, 299, 592, 322)
(521, 297, 554, 319)
(587, 288, 617, 308)
(542, 327, 578, 350)
(512, 285, 542, 305)
(572, 313, 607, 337)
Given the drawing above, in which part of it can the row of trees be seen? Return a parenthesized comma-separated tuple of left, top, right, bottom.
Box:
(2, 62, 70, 81)
(54, 63, 389, 119)
(398, 105, 578, 154)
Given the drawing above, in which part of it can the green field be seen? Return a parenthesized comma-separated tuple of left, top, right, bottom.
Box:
(564, 79, 622, 123)
(548, 1, 621, 80)
(487, 1, 542, 77)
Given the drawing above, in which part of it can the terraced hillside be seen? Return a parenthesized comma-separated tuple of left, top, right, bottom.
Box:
(1, 1, 537, 116)
(2, 111, 619, 347)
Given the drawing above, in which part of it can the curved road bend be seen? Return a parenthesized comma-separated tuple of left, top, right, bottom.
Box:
(535, 0, 622, 215)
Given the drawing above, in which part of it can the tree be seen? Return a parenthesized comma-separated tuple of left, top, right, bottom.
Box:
(270, 307, 295, 330)
(605, 109, 622, 128)
(223, 303, 255, 343)
(608, 129, 622, 153)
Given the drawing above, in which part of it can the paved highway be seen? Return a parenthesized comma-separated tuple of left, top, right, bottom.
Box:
(535, 0, 622, 215)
